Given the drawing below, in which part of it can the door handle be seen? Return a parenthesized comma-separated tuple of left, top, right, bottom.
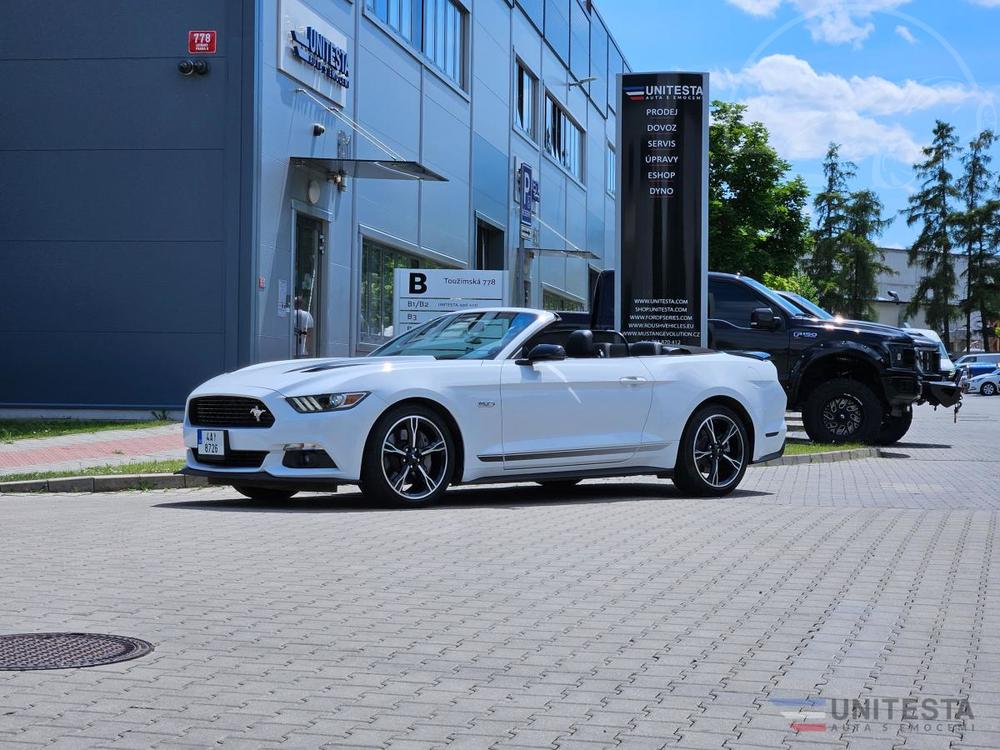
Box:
(620, 376, 647, 385)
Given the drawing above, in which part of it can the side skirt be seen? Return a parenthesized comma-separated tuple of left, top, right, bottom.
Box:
(461, 466, 671, 486)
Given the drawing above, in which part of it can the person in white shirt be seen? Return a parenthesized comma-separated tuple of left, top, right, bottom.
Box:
(293, 296, 315, 357)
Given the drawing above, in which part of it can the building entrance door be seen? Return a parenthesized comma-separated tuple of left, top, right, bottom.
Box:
(293, 214, 325, 358)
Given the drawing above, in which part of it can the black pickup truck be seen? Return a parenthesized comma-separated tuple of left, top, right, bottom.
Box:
(706, 272, 961, 445)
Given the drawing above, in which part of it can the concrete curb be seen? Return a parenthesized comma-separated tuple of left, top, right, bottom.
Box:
(759, 447, 881, 466)
(0, 473, 208, 494)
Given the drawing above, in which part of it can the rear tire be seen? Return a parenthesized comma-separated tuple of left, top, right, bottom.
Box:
(672, 404, 750, 497)
(874, 406, 913, 446)
(360, 404, 456, 506)
(233, 486, 298, 502)
(982, 382, 997, 396)
(802, 378, 883, 444)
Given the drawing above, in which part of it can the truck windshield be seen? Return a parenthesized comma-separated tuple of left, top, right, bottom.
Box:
(370, 311, 537, 360)
(778, 291, 835, 320)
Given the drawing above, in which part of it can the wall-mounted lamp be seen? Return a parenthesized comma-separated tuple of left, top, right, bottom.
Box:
(327, 170, 348, 192)
(568, 76, 598, 89)
(312, 123, 326, 137)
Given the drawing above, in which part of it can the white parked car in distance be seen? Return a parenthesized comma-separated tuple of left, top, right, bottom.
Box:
(965, 368, 1000, 396)
(182, 309, 787, 504)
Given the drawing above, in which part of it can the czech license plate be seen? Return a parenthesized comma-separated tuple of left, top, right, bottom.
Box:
(197, 429, 226, 458)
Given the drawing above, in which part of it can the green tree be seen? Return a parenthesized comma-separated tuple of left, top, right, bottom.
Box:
(953, 130, 1000, 353)
(904, 120, 960, 351)
(841, 189, 893, 320)
(808, 144, 855, 312)
(761, 271, 820, 303)
(709, 101, 812, 279)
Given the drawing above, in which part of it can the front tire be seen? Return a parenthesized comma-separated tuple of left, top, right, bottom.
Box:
(874, 406, 913, 446)
(233, 486, 298, 502)
(360, 404, 456, 506)
(802, 378, 883, 444)
(982, 382, 997, 396)
(672, 404, 750, 497)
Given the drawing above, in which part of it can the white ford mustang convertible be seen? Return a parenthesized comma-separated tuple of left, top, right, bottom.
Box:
(182, 308, 787, 504)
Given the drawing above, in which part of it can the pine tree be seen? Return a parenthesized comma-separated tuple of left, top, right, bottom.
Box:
(842, 190, 893, 320)
(953, 130, 999, 353)
(809, 145, 854, 312)
(904, 121, 960, 352)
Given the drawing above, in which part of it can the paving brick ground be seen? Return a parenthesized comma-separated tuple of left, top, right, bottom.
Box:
(0, 425, 184, 477)
(1, 397, 998, 749)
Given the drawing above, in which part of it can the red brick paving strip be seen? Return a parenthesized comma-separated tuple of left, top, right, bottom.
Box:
(0, 432, 184, 470)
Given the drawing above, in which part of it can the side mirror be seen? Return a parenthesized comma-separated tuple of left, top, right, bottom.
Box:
(750, 307, 779, 330)
(516, 343, 566, 366)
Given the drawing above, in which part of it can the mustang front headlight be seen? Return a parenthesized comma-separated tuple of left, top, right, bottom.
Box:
(286, 392, 369, 413)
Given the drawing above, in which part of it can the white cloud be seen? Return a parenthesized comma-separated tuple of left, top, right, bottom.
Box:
(725, 0, 912, 45)
(894, 24, 917, 43)
(714, 54, 989, 164)
(967, 0, 1000, 6)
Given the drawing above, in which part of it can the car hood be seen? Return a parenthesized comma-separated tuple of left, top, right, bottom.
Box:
(791, 316, 917, 344)
(193, 356, 442, 396)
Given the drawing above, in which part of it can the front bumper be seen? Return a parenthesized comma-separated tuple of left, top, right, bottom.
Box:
(921, 379, 962, 408)
(183, 387, 387, 484)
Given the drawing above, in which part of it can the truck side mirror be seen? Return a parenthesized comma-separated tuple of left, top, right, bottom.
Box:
(750, 307, 778, 330)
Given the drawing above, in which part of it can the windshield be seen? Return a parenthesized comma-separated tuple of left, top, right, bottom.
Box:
(778, 291, 835, 320)
(739, 276, 805, 317)
(370, 311, 536, 360)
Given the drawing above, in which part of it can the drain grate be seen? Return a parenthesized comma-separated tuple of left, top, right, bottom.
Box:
(0, 633, 154, 671)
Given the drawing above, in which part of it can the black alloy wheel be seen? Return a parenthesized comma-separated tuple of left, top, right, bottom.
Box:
(673, 404, 750, 497)
(802, 378, 883, 444)
(360, 404, 455, 506)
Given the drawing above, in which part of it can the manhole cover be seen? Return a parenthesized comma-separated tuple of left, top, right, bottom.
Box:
(0, 633, 154, 671)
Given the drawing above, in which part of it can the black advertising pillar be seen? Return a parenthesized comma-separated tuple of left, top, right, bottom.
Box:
(616, 72, 708, 346)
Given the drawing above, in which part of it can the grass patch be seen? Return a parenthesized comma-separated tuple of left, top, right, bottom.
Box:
(0, 419, 174, 444)
(0, 459, 186, 484)
(784, 442, 865, 456)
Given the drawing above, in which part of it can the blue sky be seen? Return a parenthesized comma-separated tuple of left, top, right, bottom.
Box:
(600, 0, 1000, 248)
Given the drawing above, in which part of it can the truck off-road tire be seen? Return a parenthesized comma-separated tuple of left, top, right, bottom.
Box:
(359, 404, 456, 506)
(233, 486, 298, 502)
(874, 406, 913, 446)
(672, 404, 750, 498)
(982, 382, 997, 396)
(802, 378, 884, 444)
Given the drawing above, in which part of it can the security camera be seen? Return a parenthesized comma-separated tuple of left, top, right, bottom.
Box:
(193, 59, 210, 75)
(313, 123, 326, 137)
(177, 59, 195, 76)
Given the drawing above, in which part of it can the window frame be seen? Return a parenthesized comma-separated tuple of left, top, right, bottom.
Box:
(514, 60, 538, 141)
(605, 142, 616, 197)
(543, 93, 585, 182)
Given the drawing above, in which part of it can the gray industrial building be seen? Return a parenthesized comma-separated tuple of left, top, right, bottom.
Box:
(1, 0, 628, 411)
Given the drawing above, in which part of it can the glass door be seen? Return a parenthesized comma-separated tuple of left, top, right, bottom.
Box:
(293, 214, 324, 358)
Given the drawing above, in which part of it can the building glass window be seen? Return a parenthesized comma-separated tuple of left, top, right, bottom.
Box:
(360, 239, 441, 344)
(515, 62, 536, 139)
(544, 94, 584, 181)
(543, 289, 585, 312)
(365, 0, 419, 42)
(365, 0, 465, 87)
(424, 0, 464, 85)
(606, 144, 616, 196)
(569, 0, 590, 85)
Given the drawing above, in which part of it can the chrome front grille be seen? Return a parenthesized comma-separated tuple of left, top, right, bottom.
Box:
(188, 396, 275, 428)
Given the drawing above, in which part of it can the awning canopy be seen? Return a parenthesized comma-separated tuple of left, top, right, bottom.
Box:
(291, 157, 447, 182)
